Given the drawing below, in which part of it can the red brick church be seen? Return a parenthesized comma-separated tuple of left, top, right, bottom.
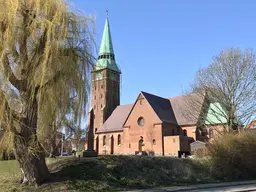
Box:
(87, 15, 220, 157)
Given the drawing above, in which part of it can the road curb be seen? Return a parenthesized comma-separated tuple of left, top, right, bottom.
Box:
(125, 180, 256, 192)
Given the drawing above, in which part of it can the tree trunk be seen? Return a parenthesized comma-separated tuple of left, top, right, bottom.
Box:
(13, 97, 49, 185)
(14, 138, 49, 185)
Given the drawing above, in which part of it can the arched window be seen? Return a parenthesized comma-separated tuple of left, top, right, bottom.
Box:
(138, 138, 144, 152)
(177, 127, 180, 135)
(118, 134, 121, 146)
(209, 128, 214, 138)
(183, 129, 187, 136)
(103, 135, 106, 146)
(152, 139, 156, 145)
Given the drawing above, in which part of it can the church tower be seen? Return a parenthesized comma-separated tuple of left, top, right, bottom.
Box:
(91, 14, 121, 133)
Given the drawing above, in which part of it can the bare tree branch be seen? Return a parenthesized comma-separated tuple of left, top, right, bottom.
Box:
(186, 48, 256, 135)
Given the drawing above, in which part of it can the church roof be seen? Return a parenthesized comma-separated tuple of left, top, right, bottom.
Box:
(97, 93, 205, 133)
(97, 104, 133, 133)
(95, 59, 120, 73)
(169, 94, 204, 126)
(141, 91, 178, 124)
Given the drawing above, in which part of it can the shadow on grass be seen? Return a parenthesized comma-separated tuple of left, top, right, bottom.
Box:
(47, 156, 213, 192)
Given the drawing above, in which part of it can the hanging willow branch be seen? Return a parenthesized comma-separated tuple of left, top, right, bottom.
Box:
(0, 0, 96, 185)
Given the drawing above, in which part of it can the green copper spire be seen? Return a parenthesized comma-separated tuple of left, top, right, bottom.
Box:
(95, 12, 121, 73)
(99, 15, 114, 55)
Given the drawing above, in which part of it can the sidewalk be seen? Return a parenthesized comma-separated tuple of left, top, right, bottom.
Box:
(126, 180, 256, 192)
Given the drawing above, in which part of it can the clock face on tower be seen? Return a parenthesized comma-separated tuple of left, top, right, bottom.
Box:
(110, 72, 117, 81)
(95, 71, 103, 80)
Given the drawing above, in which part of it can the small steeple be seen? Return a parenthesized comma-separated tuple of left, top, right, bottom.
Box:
(95, 11, 121, 73)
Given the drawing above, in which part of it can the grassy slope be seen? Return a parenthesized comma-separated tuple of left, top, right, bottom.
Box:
(0, 157, 72, 192)
(0, 156, 212, 192)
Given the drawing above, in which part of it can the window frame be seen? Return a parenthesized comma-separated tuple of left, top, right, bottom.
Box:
(137, 117, 145, 127)
(117, 134, 121, 146)
(103, 135, 106, 146)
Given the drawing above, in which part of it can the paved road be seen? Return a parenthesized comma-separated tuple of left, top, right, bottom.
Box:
(128, 180, 256, 192)
(187, 183, 256, 192)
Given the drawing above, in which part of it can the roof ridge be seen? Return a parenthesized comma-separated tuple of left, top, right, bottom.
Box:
(141, 91, 178, 125)
(141, 91, 169, 101)
(118, 103, 133, 107)
(168, 93, 199, 100)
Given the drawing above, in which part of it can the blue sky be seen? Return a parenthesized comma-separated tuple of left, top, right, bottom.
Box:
(69, 0, 256, 105)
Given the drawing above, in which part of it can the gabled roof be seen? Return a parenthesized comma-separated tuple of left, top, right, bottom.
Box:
(96, 92, 206, 134)
(190, 140, 206, 146)
(141, 91, 177, 125)
(169, 94, 205, 126)
(97, 104, 133, 133)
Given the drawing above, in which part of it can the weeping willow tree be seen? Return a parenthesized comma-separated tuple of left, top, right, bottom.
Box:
(0, 0, 94, 185)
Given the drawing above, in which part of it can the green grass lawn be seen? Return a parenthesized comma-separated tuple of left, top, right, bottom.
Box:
(0, 156, 73, 192)
(0, 155, 213, 192)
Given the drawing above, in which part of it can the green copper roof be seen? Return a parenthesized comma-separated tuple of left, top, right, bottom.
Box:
(95, 59, 120, 73)
(204, 103, 228, 125)
(94, 17, 121, 73)
(99, 18, 114, 55)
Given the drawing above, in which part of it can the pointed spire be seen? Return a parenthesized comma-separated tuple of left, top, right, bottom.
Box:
(99, 11, 114, 55)
(95, 12, 121, 73)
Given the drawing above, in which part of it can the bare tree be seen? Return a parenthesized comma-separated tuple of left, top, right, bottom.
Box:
(186, 48, 256, 134)
(0, 0, 94, 185)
